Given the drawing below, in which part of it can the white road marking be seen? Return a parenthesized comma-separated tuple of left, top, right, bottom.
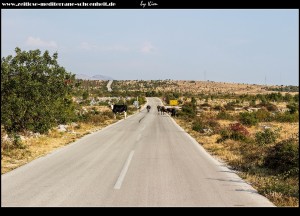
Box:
(114, 150, 135, 190)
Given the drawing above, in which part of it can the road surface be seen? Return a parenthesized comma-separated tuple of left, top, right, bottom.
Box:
(1, 98, 274, 207)
(106, 80, 113, 92)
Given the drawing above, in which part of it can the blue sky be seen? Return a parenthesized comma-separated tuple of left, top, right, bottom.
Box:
(2, 9, 299, 85)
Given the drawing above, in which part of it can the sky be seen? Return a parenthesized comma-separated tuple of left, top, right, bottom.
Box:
(1, 9, 299, 85)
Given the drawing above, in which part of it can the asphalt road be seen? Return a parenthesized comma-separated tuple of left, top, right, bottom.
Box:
(1, 97, 274, 207)
(106, 80, 113, 92)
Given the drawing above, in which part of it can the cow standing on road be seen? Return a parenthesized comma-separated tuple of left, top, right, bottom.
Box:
(160, 106, 166, 115)
(111, 104, 127, 119)
(167, 108, 177, 117)
(157, 105, 161, 114)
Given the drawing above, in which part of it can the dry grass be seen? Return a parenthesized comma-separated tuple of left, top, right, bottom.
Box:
(239, 173, 299, 207)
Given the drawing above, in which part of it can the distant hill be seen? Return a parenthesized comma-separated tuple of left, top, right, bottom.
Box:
(91, 75, 113, 80)
(75, 74, 113, 80)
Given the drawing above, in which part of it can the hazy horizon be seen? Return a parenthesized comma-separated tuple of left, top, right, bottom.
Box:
(75, 75, 297, 86)
(2, 9, 299, 86)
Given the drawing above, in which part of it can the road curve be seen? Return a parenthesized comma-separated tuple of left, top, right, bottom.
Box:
(106, 80, 113, 92)
(1, 98, 274, 207)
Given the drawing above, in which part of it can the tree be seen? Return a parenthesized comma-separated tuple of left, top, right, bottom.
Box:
(1, 47, 76, 134)
(82, 90, 89, 100)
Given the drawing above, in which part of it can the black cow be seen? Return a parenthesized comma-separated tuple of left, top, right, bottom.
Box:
(159, 106, 167, 115)
(167, 108, 177, 117)
(146, 105, 151, 112)
(111, 104, 127, 119)
(157, 105, 161, 114)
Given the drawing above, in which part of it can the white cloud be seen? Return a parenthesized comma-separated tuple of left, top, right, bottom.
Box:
(26, 36, 58, 48)
(141, 42, 155, 54)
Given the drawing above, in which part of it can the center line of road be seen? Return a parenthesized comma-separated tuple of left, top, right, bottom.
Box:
(114, 150, 135, 190)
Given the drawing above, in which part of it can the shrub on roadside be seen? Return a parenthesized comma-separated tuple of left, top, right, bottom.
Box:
(192, 118, 221, 134)
(264, 138, 299, 176)
(181, 102, 196, 117)
(229, 123, 250, 141)
(217, 128, 231, 143)
(286, 103, 298, 114)
(255, 109, 272, 122)
(255, 128, 280, 146)
(217, 123, 250, 143)
(274, 112, 299, 123)
(192, 121, 205, 133)
(217, 110, 235, 120)
(239, 112, 258, 126)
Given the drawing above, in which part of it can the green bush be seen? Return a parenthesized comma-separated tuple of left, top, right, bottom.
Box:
(217, 111, 235, 120)
(217, 129, 231, 143)
(181, 103, 196, 117)
(192, 121, 205, 133)
(239, 112, 258, 126)
(259, 176, 299, 198)
(264, 138, 299, 176)
(255, 128, 280, 146)
(13, 134, 26, 149)
(274, 112, 299, 123)
(286, 103, 298, 114)
(1, 48, 76, 134)
(82, 91, 89, 100)
(255, 109, 272, 122)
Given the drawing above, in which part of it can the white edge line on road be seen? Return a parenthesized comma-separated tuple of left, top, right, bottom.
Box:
(114, 150, 135, 190)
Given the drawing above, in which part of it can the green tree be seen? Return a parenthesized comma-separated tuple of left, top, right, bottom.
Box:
(1, 48, 76, 134)
(82, 90, 89, 100)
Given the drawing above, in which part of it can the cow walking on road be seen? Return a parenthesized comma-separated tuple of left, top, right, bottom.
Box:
(146, 105, 151, 112)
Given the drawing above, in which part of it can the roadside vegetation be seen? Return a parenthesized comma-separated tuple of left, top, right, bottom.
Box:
(171, 94, 299, 207)
(1, 48, 298, 206)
